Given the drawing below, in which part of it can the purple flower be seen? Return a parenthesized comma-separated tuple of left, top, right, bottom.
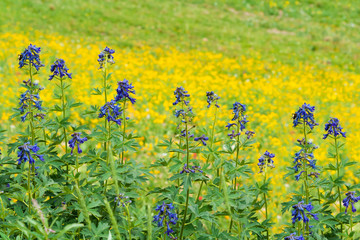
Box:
(17, 142, 44, 165)
(180, 164, 203, 174)
(99, 100, 123, 125)
(323, 117, 346, 139)
(245, 130, 255, 139)
(194, 135, 209, 146)
(292, 103, 318, 130)
(173, 87, 190, 106)
(231, 102, 246, 121)
(114, 79, 136, 104)
(114, 193, 132, 207)
(284, 233, 305, 240)
(68, 133, 88, 155)
(258, 151, 275, 173)
(291, 201, 318, 224)
(153, 202, 178, 237)
(228, 130, 240, 140)
(206, 91, 220, 108)
(18, 90, 43, 122)
(98, 47, 115, 69)
(49, 59, 72, 80)
(343, 191, 360, 213)
(18, 44, 44, 71)
(292, 149, 318, 180)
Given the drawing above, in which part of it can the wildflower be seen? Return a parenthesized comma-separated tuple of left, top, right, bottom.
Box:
(114, 79, 136, 104)
(245, 130, 255, 139)
(180, 164, 203, 174)
(228, 130, 240, 140)
(18, 90, 43, 122)
(153, 202, 178, 237)
(308, 172, 320, 178)
(194, 134, 209, 146)
(68, 132, 88, 155)
(18, 44, 44, 71)
(295, 171, 304, 181)
(258, 151, 275, 173)
(291, 201, 319, 224)
(173, 87, 190, 106)
(206, 91, 220, 108)
(114, 193, 132, 207)
(98, 100, 123, 125)
(231, 102, 246, 121)
(293, 149, 317, 176)
(17, 142, 44, 165)
(180, 130, 194, 138)
(292, 103, 318, 129)
(323, 117, 346, 139)
(343, 191, 360, 213)
(284, 233, 305, 240)
(98, 46, 115, 69)
(49, 59, 72, 80)
(174, 109, 185, 118)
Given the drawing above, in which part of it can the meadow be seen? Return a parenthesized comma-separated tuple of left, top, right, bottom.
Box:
(0, 0, 360, 239)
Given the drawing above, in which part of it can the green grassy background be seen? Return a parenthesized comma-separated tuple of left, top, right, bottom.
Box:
(1, 0, 359, 70)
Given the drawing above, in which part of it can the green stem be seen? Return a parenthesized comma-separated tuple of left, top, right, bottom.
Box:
(103, 60, 108, 151)
(303, 121, 310, 239)
(206, 107, 218, 164)
(125, 205, 132, 240)
(335, 137, 343, 236)
(27, 160, 32, 214)
(233, 124, 240, 190)
(179, 120, 190, 240)
(264, 172, 269, 240)
(121, 99, 127, 164)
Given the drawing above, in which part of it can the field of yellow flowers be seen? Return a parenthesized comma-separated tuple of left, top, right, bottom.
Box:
(0, 30, 359, 233)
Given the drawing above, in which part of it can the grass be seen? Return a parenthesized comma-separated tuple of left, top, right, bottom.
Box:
(1, 0, 359, 71)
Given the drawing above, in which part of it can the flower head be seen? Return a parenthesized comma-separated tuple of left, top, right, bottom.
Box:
(18, 44, 44, 71)
(98, 47, 115, 69)
(343, 191, 360, 213)
(323, 117, 346, 139)
(228, 130, 240, 140)
(206, 91, 220, 108)
(114, 193, 132, 207)
(258, 151, 275, 173)
(153, 202, 178, 237)
(284, 233, 305, 240)
(49, 59, 72, 80)
(291, 201, 319, 224)
(292, 103, 317, 129)
(17, 142, 44, 165)
(245, 130, 255, 139)
(180, 164, 203, 174)
(68, 132, 88, 155)
(173, 87, 190, 106)
(114, 79, 136, 104)
(231, 102, 246, 121)
(99, 100, 123, 125)
(194, 134, 209, 146)
(18, 90, 43, 122)
(293, 149, 318, 180)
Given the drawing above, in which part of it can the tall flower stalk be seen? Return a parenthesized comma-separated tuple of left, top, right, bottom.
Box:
(292, 103, 319, 239)
(323, 117, 346, 235)
(49, 58, 72, 174)
(17, 44, 45, 213)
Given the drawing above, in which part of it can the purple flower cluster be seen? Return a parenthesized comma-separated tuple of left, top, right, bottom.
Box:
(292, 103, 317, 130)
(343, 191, 360, 214)
(19, 90, 43, 122)
(49, 59, 72, 80)
(284, 233, 304, 240)
(18, 44, 44, 71)
(114, 79, 136, 104)
(98, 47, 115, 69)
(153, 202, 178, 237)
(293, 149, 318, 181)
(258, 151, 275, 173)
(206, 91, 220, 108)
(99, 100, 123, 125)
(180, 164, 203, 174)
(194, 135, 209, 146)
(226, 102, 249, 132)
(323, 117, 346, 139)
(114, 193, 132, 207)
(68, 132, 88, 155)
(291, 201, 318, 224)
(173, 87, 190, 106)
(17, 142, 44, 165)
